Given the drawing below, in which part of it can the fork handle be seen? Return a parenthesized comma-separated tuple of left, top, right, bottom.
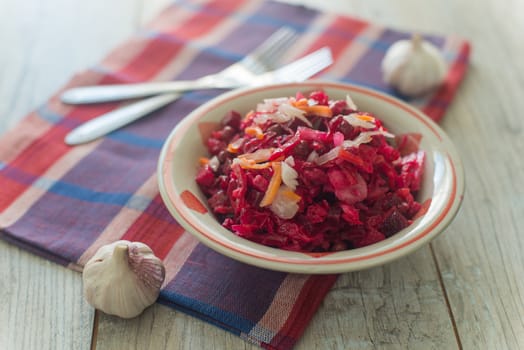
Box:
(64, 93, 181, 145)
(61, 77, 237, 104)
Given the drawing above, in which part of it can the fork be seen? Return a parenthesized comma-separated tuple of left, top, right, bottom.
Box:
(64, 49, 333, 146)
(64, 47, 333, 146)
(64, 28, 297, 146)
(61, 28, 297, 105)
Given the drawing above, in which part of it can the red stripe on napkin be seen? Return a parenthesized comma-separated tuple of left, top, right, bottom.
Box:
(422, 42, 471, 121)
(121, 196, 185, 259)
(266, 275, 338, 349)
(311, 16, 369, 55)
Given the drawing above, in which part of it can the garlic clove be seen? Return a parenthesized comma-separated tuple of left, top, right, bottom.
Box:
(82, 240, 165, 319)
(381, 34, 447, 97)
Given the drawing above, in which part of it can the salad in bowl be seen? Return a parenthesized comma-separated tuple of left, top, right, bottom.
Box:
(158, 82, 463, 273)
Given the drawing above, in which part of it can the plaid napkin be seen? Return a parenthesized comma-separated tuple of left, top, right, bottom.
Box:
(0, 0, 470, 349)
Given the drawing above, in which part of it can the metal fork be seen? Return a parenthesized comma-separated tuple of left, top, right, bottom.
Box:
(64, 28, 297, 146)
(64, 47, 333, 146)
(61, 28, 297, 105)
(64, 49, 333, 146)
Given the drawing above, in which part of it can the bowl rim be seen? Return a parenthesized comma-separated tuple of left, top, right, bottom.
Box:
(157, 80, 464, 274)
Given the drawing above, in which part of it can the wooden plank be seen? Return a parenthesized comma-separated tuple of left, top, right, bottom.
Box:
(434, 81, 524, 349)
(95, 305, 260, 350)
(0, 241, 94, 350)
(430, 3, 524, 345)
(391, 0, 524, 348)
(299, 247, 458, 349)
(0, 0, 144, 134)
(0, 0, 144, 348)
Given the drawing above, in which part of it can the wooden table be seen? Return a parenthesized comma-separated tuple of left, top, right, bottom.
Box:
(1, 0, 523, 348)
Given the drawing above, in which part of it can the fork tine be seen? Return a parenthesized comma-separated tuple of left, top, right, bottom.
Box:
(252, 29, 298, 66)
(247, 27, 297, 59)
(239, 28, 297, 74)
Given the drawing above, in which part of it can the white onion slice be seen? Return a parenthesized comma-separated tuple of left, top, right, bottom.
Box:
(346, 94, 358, 110)
(269, 185, 301, 219)
(208, 156, 220, 172)
(281, 160, 299, 190)
(343, 113, 376, 129)
(278, 103, 312, 127)
(315, 146, 341, 165)
(284, 156, 295, 167)
(343, 129, 394, 149)
(306, 150, 319, 163)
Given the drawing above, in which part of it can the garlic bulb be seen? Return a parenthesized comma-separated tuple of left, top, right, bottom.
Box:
(82, 240, 165, 319)
(381, 34, 447, 97)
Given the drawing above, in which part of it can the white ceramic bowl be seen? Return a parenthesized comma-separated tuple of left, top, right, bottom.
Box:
(157, 81, 464, 274)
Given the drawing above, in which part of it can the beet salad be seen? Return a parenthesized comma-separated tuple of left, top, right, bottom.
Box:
(196, 90, 425, 252)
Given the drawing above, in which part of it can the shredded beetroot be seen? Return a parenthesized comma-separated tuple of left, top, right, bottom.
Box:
(196, 90, 425, 252)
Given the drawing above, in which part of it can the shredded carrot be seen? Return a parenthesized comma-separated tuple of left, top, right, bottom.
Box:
(244, 110, 255, 121)
(227, 138, 244, 154)
(237, 148, 274, 163)
(355, 114, 375, 122)
(292, 99, 333, 117)
(292, 98, 309, 108)
(259, 162, 282, 207)
(295, 105, 333, 118)
(245, 126, 264, 140)
(227, 143, 240, 153)
(199, 157, 210, 165)
(338, 148, 365, 167)
(236, 158, 272, 170)
(281, 188, 301, 202)
(241, 163, 272, 170)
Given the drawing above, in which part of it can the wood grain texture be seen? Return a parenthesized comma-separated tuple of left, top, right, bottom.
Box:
(0, 0, 144, 348)
(0, 0, 144, 135)
(394, 0, 524, 349)
(0, 241, 94, 350)
(2, 0, 524, 349)
(298, 247, 458, 349)
(431, 2, 524, 345)
(95, 305, 260, 350)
